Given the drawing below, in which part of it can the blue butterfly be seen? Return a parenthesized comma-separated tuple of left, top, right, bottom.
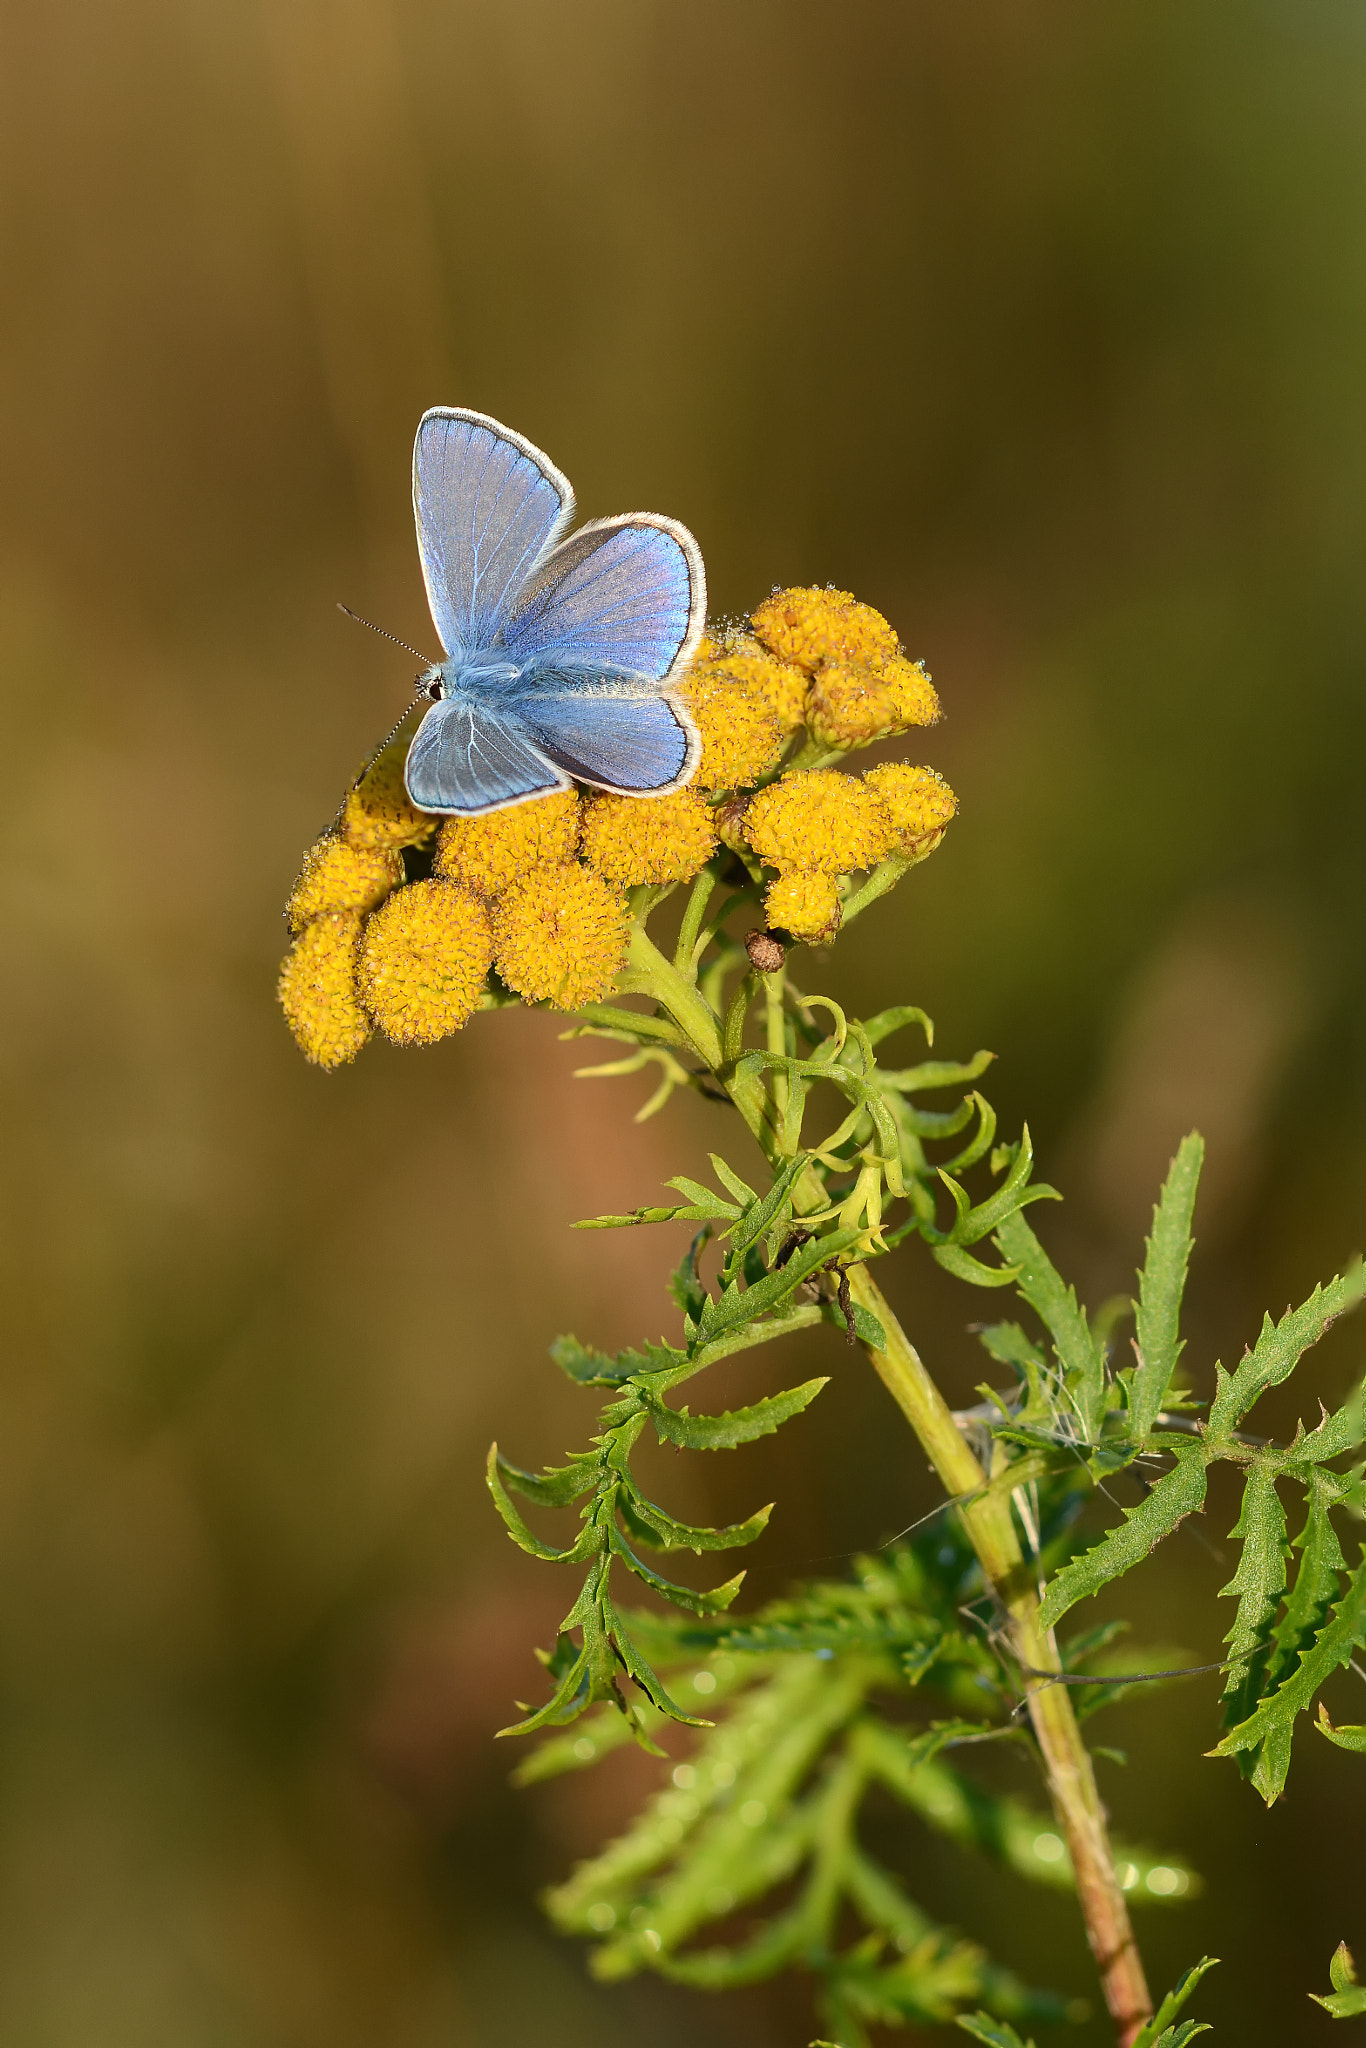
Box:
(403, 409, 706, 816)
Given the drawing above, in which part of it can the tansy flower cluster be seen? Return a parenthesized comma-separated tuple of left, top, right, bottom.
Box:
(279, 587, 957, 1066)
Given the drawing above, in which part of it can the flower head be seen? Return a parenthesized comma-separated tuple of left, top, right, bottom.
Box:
(862, 763, 958, 853)
(343, 740, 438, 852)
(278, 911, 371, 1068)
(493, 864, 629, 1010)
(287, 835, 404, 932)
(806, 655, 940, 750)
(750, 587, 900, 673)
(580, 789, 716, 884)
(692, 630, 809, 734)
(358, 880, 493, 1044)
(680, 666, 784, 792)
(764, 870, 842, 943)
(434, 788, 580, 896)
(743, 769, 891, 874)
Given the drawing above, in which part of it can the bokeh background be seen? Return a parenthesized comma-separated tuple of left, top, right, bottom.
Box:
(1, 1, 1363, 2042)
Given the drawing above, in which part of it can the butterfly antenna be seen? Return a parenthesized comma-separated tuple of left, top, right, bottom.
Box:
(350, 690, 429, 791)
(337, 602, 434, 665)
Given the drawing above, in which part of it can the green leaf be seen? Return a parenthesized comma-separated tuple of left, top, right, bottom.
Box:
(1310, 1942, 1366, 2018)
(955, 2011, 1034, 2046)
(862, 1004, 934, 1049)
(490, 1446, 598, 1508)
(1211, 1548, 1366, 1769)
(882, 1051, 995, 1092)
(1315, 1703, 1366, 1751)
(1132, 1957, 1219, 2048)
(1130, 1136, 1203, 1443)
(1038, 1446, 1209, 1630)
(694, 1227, 862, 1345)
(1250, 1471, 1346, 1801)
(648, 1376, 829, 1450)
(728, 1153, 809, 1256)
(932, 1243, 1024, 1288)
(940, 1127, 1058, 1249)
(819, 1298, 887, 1348)
(551, 1334, 685, 1386)
(1218, 1462, 1289, 1739)
(996, 1209, 1108, 1442)
(608, 1523, 747, 1615)
(1296, 1377, 1366, 1463)
(575, 1192, 740, 1229)
(624, 1487, 773, 1553)
(976, 1323, 1046, 1374)
(486, 1444, 597, 1563)
(669, 1232, 711, 1324)
(1208, 1264, 1366, 1440)
(708, 1152, 758, 1205)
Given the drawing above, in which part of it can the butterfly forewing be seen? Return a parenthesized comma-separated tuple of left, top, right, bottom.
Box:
(413, 409, 575, 659)
(499, 515, 705, 682)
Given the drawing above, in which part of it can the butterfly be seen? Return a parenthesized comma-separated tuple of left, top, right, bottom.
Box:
(402, 408, 706, 815)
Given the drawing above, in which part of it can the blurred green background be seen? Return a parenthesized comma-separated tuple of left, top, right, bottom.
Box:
(1, 1, 1363, 2042)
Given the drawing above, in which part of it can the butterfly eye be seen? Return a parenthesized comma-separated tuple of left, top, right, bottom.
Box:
(419, 675, 445, 702)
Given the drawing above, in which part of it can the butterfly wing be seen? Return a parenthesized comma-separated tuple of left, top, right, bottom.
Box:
(509, 665, 698, 793)
(404, 697, 569, 815)
(499, 513, 705, 684)
(413, 409, 575, 659)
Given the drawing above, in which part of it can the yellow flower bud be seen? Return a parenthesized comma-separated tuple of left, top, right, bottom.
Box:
(434, 788, 580, 897)
(692, 632, 809, 734)
(750, 587, 900, 673)
(743, 770, 891, 874)
(579, 789, 717, 884)
(357, 880, 493, 1044)
(806, 655, 940, 750)
(492, 864, 629, 1011)
(680, 667, 785, 793)
(862, 763, 958, 853)
(764, 870, 842, 943)
(278, 911, 371, 1069)
(343, 740, 437, 852)
(286, 835, 404, 933)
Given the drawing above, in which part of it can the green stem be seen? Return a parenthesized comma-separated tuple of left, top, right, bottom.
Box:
(617, 937, 1153, 2046)
(673, 869, 718, 980)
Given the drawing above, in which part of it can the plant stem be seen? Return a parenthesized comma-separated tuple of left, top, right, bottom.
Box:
(842, 1262, 1153, 2046)
(623, 932, 1153, 2045)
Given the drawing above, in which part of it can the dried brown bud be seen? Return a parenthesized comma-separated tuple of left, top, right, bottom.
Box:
(744, 928, 787, 973)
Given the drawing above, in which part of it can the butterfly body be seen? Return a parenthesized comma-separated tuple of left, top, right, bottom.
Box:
(403, 410, 705, 815)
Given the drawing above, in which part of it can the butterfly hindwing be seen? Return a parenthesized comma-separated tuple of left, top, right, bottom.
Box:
(509, 666, 698, 793)
(404, 697, 568, 815)
(500, 515, 705, 684)
(413, 410, 575, 660)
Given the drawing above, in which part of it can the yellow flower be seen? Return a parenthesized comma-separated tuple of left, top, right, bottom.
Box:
(750, 587, 900, 673)
(764, 870, 842, 943)
(806, 655, 940, 750)
(743, 769, 891, 874)
(357, 880, 493, 1044)
(580, 789, 717, 884)
(862, 763, 958, 853)
(278, 911, 371, 1069)
(343, 739, 438, 852)
(691, 631, 809, 733)
(434, 788, 580, 896)
(680, 667, 784, 793)
(286, 835, 404, 933)
(493, 864, 629, 1010)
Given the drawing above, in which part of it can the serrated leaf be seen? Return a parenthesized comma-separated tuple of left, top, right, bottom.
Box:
(1315, 1703, 1366, 1751)
(708, 1153, 758, 1205)
(625, 1487, 773, 1553)
(490, 1446, 598, 1508)
(648, 1376, 829, 1450)
(728, 1153, 809, 1256)
(576, 1194, 740, 1229)
(996, 1210, 1108, 1442)
(1250, 1472, 1345, 1800)
(694, 1227, 862, 1345)
(1132, 1957, 1219, 2048)
(1310, 1942, 1366, 2018)
(1130, 1136, 1203, 1443)
(607, 1522, 746, 1614)
(669, 1231, 711, 1323)
(1209, 1264, 1366, 1440)
(486, 1444, 598, 1563)
(1211, 1548, 1366, 1773)
(1038, 1446, 1209, 1630)
(1296, 1377, 1366, 1463)
(1219, 1462, 1289, 1737)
